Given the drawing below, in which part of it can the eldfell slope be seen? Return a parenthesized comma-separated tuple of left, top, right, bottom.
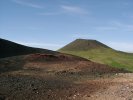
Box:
(0, 38, 56, 58)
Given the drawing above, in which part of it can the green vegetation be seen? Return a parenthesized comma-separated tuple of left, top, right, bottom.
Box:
(59, 39, 133, 71)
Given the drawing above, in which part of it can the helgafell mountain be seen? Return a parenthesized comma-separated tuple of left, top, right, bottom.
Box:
(59, 39, 133, 71)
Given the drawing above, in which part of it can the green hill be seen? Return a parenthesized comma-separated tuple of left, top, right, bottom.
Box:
(59, 39, 110, 51)
(58, 39, 133, 71)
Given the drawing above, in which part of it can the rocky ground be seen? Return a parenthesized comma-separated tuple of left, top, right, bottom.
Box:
(0, 72, 133, 100)
(83, 73, 133, 100)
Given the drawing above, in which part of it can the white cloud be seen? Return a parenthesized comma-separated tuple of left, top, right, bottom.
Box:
(107, 42, 133, 52)
(61, 5, 88, 15)
(110, 21, 133, 31)
(38, 12, 61, 16)
(38, 5, 88, 16)
(17, 42, 63, 50)
(95, 21, 133, 32)
(122, 1, 130, 6)
(95, 26, 118, 31)
(12, 0, 43, 8)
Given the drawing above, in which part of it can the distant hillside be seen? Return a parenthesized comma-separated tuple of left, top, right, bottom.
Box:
(59, 39, 133, 71)
(0, 38, 57, 58)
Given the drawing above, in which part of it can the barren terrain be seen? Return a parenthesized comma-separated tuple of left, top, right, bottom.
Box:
(0, 53, 131, 100)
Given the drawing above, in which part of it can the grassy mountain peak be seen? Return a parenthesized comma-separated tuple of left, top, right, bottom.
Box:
(59, 39, 110, 51)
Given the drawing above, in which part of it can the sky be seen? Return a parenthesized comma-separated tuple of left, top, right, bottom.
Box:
(0, 0, 133, 52)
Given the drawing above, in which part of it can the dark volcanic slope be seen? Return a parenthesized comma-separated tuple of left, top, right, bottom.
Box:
(59, 39, 110, 51)
(0, 38, 57, 58)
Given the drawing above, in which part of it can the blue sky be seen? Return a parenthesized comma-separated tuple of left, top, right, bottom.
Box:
(0, 0, 133, 52)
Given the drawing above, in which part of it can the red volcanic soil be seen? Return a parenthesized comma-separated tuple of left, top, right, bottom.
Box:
(25, 53, 88, 62)
(22, 53, 127, 74)
(0, 53, 128, 74)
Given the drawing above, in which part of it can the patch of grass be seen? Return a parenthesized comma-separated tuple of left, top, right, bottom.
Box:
(59, 48, 133, 72)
